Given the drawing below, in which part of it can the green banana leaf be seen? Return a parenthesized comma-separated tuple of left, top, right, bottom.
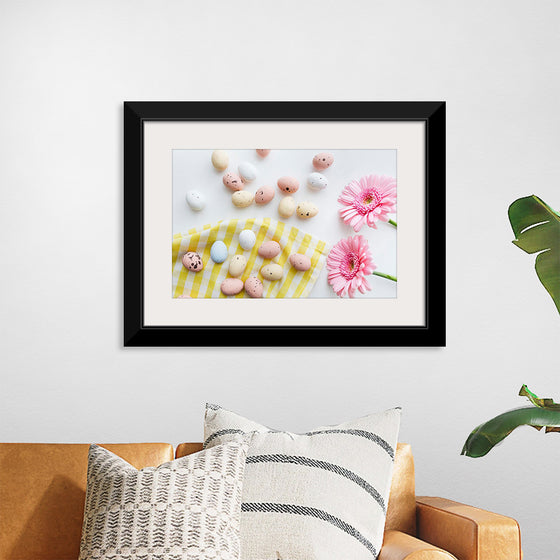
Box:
(461, 385, 560, 458)
(508, 195, 560, 314)
(519, 384, 560, 410)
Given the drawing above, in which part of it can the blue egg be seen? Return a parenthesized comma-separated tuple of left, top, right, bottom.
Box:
(210, 241, 228, 264)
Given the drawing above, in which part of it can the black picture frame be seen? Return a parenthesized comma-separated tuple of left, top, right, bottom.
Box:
(124, 101, 445, 347)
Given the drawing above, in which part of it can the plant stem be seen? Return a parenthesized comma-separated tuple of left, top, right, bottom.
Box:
(372, 271, 397, 282)
(388, 219, 397, 228)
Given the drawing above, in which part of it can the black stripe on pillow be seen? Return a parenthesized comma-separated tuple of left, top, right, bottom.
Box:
(204, 428, 394, 458)
(247, 454, 386, 512)
(203, 429, 246, 448)
(241, 502, 377, 557)
(304, 429, 395, 459)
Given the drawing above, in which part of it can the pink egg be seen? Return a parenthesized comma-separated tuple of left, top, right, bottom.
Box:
(256, 149, 271, 157)
(176, 294, 192, 299)
(258, 240, 282, 259)
(182, 251, 204, 272)
(277, 176, 299, 194)
(223, 172, 244, 191)
(255, 185, 275, 205)
(312, 152, 334, 170)
(289, 253, 312, 271)
(220, 278, 244, 296)
(244, 277, 263, 298)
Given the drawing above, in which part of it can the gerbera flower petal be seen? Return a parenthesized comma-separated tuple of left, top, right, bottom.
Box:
(326, 236, 376, 298)
(338, 174, 397, 232)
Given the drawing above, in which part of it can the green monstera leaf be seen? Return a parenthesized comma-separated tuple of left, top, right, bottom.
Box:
(461, 385, 560, 458)
(508, 195, 560, 314)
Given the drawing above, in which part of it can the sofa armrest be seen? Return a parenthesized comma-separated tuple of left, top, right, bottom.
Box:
(416, 496, 522, 560)
(379, 530, 457, 559)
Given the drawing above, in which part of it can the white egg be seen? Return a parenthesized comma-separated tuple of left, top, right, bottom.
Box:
(238, 161, 257, 183)
(186, 190, 205, 211)
(307, 172, 328, 191)
(239, 229, 256, 250)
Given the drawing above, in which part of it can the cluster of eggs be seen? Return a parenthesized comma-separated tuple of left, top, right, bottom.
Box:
(222, 150, 333, 220)
(279, 152, 333, 218)
(219, 150, 263, 211)
(181, 231, 311, 298)
(185, 149, 334, 221)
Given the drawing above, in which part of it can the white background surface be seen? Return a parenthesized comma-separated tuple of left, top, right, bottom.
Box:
(1, 2, 559, 558)
(172, 149, 397, 298)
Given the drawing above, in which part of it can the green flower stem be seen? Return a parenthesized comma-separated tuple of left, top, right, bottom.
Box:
(372, 271, 397, 282)
(388, 219, 397, 228)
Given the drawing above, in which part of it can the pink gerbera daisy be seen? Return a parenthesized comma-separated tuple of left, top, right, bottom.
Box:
(327, 236, 376, 298)
(338, 174, 397, 232)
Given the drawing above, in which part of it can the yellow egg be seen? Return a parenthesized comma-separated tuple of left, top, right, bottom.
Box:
(278, 196, 296, 218)
(211, 150, 229, 171)
(260, 264, 283, 281)
(232, 191, 254, 208)
(296, 201, 319, 219)
(228, 255, 247, 277)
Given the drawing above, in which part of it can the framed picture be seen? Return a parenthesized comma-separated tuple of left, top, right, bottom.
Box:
(124, 101, 445, 347)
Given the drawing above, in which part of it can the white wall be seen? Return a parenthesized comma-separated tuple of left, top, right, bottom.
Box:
(1, 1, 559, 558)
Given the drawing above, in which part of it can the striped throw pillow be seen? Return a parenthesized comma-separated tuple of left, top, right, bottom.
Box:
(79, 440, 249, 560)
(204, 404, 401, 560)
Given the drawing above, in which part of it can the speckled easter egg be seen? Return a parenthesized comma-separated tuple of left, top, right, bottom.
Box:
(185, 189, 206, 211)
(289, 253, 311, 271)
(223, 172, 244, 191)
(256, 149, 270, 157)
(210, 241, 228, 264)
(307, 172, 328, 191)
(258, 240, 281, 259)
(296, 201, 319, 219)
(260, 263, 283, 281)
(228, 254, 247, 277)
(238, 161, 257, 183)
(244, 276, 263, 298)
(312, 152, 334, 170)
(239, 229, 256, 250)
(232, 190, 254, 208)
(255, 185, 275, 205)
(211, 150, 229, 171)
(220, 278, 244, 296)
(277, 176, 300, 194)
(182, 251, 204, 272)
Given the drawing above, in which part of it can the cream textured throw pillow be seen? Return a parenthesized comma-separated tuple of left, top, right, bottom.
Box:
(204, 404, 401, 560)
(79, 440, 249, 560)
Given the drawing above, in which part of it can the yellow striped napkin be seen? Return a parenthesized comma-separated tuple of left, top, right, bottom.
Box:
(172, 218, 329, 298)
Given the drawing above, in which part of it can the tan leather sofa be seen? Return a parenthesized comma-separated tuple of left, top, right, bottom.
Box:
(0, 442, 522, 560)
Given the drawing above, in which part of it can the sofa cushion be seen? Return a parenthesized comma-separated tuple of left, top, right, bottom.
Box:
(385, 443, 416, 536)
(204, 404, 401, 560)
(0, 443, 173, 560)
(175, 442, 417, 537)
(78, 441, 249, 560)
